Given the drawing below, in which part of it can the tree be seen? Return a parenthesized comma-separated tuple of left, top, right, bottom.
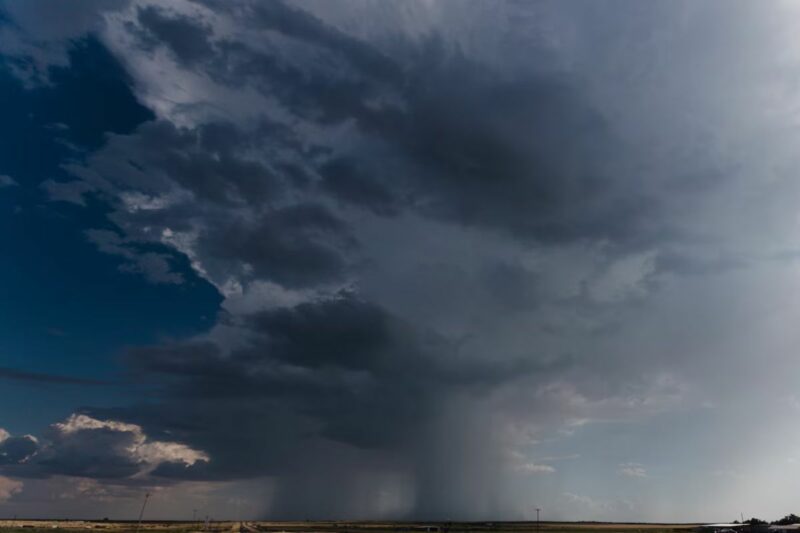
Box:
(772, 515, 800, 526)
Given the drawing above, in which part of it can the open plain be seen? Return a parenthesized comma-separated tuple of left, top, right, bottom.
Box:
(0, 522, 700, 533)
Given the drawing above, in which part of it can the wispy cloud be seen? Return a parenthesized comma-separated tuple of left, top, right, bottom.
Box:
(517, 462, 556, 474)
(0, 366, 116, 386)
(538, 453, 581, 462)
(618, 462, 647, 478)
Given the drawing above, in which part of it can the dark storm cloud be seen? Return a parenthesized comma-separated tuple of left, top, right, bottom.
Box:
(102, 292, 547, 482)
(91, 120, 286, 207)
(42, 0, 668, 301)
(0, 416, 210, 483)
(0, 425, 139, 480)
(0, 436, 37, 466)
(128, 0, 659, 247)
(134, 3, 394, 124)
(319, 157, 401, 217)
(479, 261, 544, 311)
(60, 118, 353, 287)
(247, 295, 418, 372)
(204, 296, 534, 389)
(375, 66, 652, 244)
(199, 204, 353, 287)
(10, 0, 646, 503)
(244, 0, 403, 83)
(652, 249, 749, 277)
(3, 0, 753, 520)
(135, 5, 214, 67)
(246, 296, 546, 386)
(29, 428, 141, 480)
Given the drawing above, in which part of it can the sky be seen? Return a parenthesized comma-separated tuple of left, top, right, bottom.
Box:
(3, 0, 800, 523)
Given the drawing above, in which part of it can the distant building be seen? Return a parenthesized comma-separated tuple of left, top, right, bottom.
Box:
(769, 525, 800, 533)
(695, 524, 747, 533)
(695, 524, 770, 533)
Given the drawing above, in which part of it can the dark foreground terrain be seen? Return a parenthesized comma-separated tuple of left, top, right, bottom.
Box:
(0, 521, 698, 533)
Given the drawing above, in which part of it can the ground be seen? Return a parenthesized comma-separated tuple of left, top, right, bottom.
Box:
(0, 521, 699, 533)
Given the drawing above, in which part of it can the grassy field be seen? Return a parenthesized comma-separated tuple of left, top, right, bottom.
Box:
(0, 521, 700, 533)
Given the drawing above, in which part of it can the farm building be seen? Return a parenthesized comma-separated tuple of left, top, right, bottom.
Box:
(695, 524, 747, 532)
(769, 525, 800, 533)
(695, 524, 767, 533)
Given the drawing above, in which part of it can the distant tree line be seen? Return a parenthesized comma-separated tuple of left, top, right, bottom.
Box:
(773, 515, 800, 526)
(731, 515, 800, 526)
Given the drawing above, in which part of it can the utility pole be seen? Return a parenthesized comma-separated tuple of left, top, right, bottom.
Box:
(135, 492, 150, 533)
(536, 508, 541, 533)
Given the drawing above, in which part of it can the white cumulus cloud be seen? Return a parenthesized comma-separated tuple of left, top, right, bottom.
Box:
(55, 414, 209, 468)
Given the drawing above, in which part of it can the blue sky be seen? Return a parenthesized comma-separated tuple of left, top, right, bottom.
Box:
(3, 0, 800, 523)
(0, 37, 220, 434)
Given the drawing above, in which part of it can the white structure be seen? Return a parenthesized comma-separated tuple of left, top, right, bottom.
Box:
(695, 524, 748, 533)
(769, 525, 800, 533)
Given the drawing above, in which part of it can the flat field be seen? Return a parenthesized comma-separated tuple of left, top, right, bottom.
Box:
(0, 521, 700, 533)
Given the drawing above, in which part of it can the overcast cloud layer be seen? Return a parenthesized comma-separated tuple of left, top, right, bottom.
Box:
(3, 0, 800, 522)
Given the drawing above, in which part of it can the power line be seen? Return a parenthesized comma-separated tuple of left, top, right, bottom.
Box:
(134, 492, 150, 533)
